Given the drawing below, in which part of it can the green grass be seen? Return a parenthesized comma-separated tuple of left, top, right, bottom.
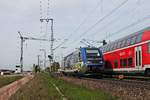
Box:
(0, 75, 23, 88)
(10, 73, 61, 100)
(10, 73, 117, 100)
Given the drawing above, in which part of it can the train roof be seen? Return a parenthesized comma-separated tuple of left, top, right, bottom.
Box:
(116, 26, 150, 42)
(101, 26, 150, 52)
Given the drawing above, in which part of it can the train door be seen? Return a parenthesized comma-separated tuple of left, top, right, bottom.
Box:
(135, 46, 142, 70)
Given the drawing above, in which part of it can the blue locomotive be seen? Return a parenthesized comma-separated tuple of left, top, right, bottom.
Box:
(62, 47, 104, 74)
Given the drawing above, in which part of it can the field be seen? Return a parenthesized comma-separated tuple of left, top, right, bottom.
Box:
(10, 73, 117, 100)
(0, 75, 23, 88)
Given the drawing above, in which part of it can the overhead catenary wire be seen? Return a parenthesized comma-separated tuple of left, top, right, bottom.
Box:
(53, 39, 68, 51)
(66, 0, 129, 48)
(71, 0, 103, 35)
(103, 14, 150, 40)
(56, 0, 104, 47)
(91, 0, 140, 39)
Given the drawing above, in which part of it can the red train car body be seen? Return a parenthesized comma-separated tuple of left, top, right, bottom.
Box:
(101, 27, 150, 75)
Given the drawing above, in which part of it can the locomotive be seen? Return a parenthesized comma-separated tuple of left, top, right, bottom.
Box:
(101, 27, 150, 76)
(61, 47, 104, 75)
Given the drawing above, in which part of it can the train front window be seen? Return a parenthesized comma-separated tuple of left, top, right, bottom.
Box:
(86, 49, 101, 57)
(86, 49, 102, 64)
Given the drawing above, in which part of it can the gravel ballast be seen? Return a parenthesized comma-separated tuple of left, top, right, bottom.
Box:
(60, 76, 150, 100)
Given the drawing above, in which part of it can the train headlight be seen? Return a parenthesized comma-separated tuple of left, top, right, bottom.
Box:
(100, 61, 103, 64)
(87, 61, 91, 64)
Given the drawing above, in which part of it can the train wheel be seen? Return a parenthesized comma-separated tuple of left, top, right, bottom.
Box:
(145, 69, 150, 76)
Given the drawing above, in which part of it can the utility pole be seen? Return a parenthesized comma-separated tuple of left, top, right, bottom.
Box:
(37, 55, 40, 67)
(18, 31, 50, 73)
(18, 32, 24, 73)
(60, 47, 67, 68)
(40, 49, 46, 69)
(50, 19, 54, 63)
(40, 18, 54, 66)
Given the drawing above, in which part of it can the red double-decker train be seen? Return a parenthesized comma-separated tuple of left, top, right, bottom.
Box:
(101, 27, 150, 76)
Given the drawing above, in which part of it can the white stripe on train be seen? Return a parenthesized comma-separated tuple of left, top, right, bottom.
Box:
(105, 65, 150, 72)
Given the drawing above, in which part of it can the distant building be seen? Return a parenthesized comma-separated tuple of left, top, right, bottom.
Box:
(15, 65, 21, 73)
(0, 69, 15, 75)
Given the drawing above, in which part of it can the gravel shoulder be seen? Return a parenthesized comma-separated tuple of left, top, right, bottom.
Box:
(60, 76, 150, 100)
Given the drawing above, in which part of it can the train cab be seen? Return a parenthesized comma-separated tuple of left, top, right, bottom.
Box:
(62, 47, 104, 74)
(81, 47, 104, 72)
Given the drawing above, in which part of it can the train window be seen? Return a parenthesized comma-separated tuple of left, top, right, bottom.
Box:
(121, 40, 126, 47)
(105, 46, 107, 52)
(107, 45, 110, 51)
(117, 42, 121, 49)
(116, 42, 119, 49)
(148, 42, 150, 53)
(123, 59, 127, 67)
(120, 59, 123, 67)
(109, 44, 113, 51)
(128, 58, 132, 67)
(136, 33, 143, 43)
(131, 36, 137, 45)
(106, 45, 110, 52)
(119, 41, 122, 48)
(113, 44, 116, 50)
(110, 44, 114, 51)
(118, 41, 122, 48)
(114, 60, 118, 68)
(104, 46, 107, 52)
(136, 51, 138, 66)
(104, 47, 106, 52)
(120, 59, 127, 67)
(126, 38, 131, 46)
(113, 43, 117, 50)
(110, 44, 113, 51)
(120, 40, 125, 48)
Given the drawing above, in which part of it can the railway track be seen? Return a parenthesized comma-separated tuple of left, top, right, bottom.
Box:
(59, 75, 150, 100)
(81, 77, 150, 89)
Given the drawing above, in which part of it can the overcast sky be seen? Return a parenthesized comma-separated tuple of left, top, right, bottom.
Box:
(0, 0, 150, 70)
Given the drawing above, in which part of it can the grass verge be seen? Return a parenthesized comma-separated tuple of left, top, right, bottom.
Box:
(10, 73, 117, 100)
(0, 75, 23, 88)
